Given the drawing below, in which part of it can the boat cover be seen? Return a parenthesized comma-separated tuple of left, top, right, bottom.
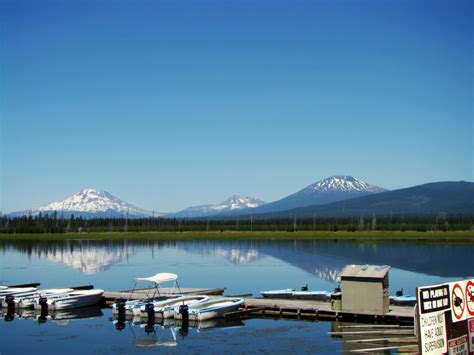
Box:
(134, 273, 178, 284)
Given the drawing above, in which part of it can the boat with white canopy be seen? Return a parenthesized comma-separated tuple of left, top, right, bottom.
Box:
(112, 273, 181, 316)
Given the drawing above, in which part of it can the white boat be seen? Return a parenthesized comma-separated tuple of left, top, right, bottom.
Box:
(261, 286, 331, 301)
(389, 295, 416, 306)
(260, 289, 295, 299)
(0, 287, 38, 306)
(0, 287, 37, 297)
(112, 272, 181, 316)
(173, 297, 244, 321)
(2, 288, 74, 309)
(136, 295, 210, 318)
(291, 290, 331, 301)
(33, 289, 104, 310)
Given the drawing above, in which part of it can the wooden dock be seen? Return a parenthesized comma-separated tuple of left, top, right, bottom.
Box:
(234, 298, 414, 324)
(105, 287, 414, 325)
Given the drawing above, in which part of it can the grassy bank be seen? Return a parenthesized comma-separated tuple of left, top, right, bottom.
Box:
(0, 230, 473, 243)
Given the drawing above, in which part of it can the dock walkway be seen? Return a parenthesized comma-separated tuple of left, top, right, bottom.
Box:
(103, 287, 414, 324)
(241, 297, 414, 324)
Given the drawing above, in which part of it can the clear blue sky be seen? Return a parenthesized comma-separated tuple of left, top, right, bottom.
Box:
(1, 0, 472, 213)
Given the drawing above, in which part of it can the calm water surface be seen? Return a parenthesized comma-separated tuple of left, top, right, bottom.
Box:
(1, 238, 473, 354)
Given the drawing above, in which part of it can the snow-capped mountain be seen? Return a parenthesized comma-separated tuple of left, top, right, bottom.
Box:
(11, 188, 155, 218)
(169, 195, 266, 218)
(230, 175, 387, 216)
(307, 175, 386, 193)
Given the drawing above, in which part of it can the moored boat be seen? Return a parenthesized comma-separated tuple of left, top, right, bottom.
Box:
(260, 289, 295, 299)
(138, 295, 209, 318)
(173, 297, 244, 321)
(112, 272, 182, 317)
(33, 289, 104, 310)
(261, 287, 331, 301)
(3, 288, 74, 309)
(389, 295, 416, 306)
(291, 290, 331, 301)
(0, 287, 38, 307)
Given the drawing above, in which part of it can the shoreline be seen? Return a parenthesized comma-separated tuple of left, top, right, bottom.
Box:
(0, 230, 473, 242)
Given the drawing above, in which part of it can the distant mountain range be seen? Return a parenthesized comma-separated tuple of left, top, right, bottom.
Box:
(251, 181, 474, 218)
(6, 176, 473, 218)
(227, 175, 387, 216)
(166, 195, 266, 218)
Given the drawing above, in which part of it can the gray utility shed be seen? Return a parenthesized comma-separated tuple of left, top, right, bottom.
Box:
(340, 264, 390, 315)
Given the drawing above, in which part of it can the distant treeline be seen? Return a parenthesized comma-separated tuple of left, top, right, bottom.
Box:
(0, 213, 473, 234)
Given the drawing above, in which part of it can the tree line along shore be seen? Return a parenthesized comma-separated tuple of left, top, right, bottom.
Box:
(0, 214, 472, 237)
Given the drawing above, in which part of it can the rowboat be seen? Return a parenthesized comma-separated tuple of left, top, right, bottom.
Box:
(2, 288, 74, 309)
(260, 289, 295, 299)
(173, 297, 244, 321)
(33, 289, 104, 310)
(0, 287, 38, 306)
(261, 286, 331, 301)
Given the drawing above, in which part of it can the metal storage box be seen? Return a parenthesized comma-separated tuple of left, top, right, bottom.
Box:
(340, 264, 390, 315)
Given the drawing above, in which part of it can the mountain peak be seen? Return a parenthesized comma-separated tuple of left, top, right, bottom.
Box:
(218, 195, 266, 210)
(169, 195, 266, 218)
(33, 188, 152, 217)
(309, 175, 386, 193)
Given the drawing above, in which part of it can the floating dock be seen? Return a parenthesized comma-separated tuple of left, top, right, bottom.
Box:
(103, 287, 414, 324)
(229, 297, 414, 324)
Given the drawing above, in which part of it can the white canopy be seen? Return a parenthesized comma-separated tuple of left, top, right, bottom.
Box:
(134, 273, 178, 284)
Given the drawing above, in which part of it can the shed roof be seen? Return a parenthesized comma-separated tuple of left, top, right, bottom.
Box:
(340, 264, 390, 280)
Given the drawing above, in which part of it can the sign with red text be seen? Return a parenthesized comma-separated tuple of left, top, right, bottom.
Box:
(448, 335, 468, 355)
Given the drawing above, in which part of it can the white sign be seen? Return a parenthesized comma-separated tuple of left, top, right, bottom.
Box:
(419, 311, 448, 354)
(448, 335, 468, 355)
(468, 318, 474, 353)
(465, 280, 474, 318)
(449, 281, 472, 323)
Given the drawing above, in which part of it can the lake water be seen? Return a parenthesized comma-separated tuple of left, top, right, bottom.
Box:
(1, 237, 473, 353)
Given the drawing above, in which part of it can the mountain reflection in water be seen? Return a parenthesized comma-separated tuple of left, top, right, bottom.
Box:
(0, 238, 472, 279)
